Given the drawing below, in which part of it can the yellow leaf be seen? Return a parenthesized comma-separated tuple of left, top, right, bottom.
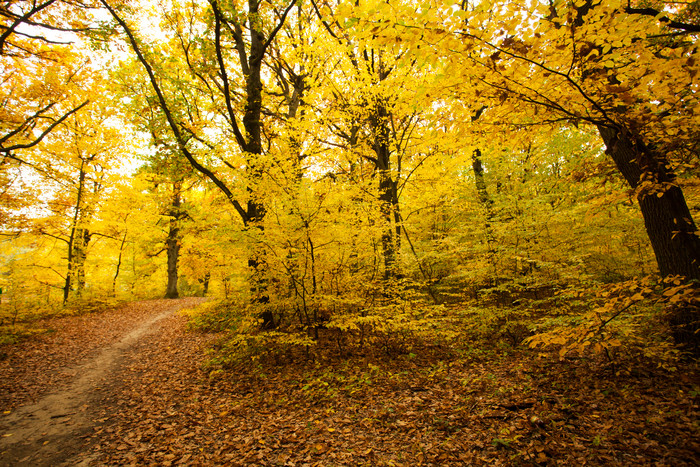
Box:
(559, 347, 568, 360)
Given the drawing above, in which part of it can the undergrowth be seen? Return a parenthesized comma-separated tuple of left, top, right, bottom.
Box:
(184, 275, 697, 381)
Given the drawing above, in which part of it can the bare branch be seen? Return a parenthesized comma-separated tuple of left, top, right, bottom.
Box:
(100, 0, 250, 224)
(210, 0, 248, 151)
(0, 100, 90, 153)
(259, 0, 297, 60)
(0, 0, 58, 54)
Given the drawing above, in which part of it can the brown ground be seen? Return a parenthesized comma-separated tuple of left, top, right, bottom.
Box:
(0, 298, 698, 466)
(0, 298, 207, 466)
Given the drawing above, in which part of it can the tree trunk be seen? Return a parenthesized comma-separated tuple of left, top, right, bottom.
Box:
(373, 99, 399, 280)
(112, 230, 127, 297)
(164, 223, 180, 299)
(239, 0, 272, 307)
(202, 272, 210, 296)
(472, 148, 497, 263)
(164, 181, 182, 299)
(64, 160, 87, 304)
(74, 227, 90, 293)
(379, 172, 397, 280)
(65, 226, 91, 303)
(598, 125, 700, 279)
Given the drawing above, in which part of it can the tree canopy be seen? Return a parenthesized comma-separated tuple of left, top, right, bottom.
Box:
(1, 0, 699, 363)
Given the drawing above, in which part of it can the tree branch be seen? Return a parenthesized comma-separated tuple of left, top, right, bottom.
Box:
(38, 230, 70, 245)
(0, 0, 57, 54)
(0, 100, 90, 152)
(259, 0, 297, 60)
(210, 0, 248, 151)
(459, 31, 613, 125)
(100, 0, 250, 224)
(625, 7, 700, 33)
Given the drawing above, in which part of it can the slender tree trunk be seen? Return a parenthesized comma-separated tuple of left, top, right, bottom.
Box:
(165, 180, 182, 299)
(112, 230, 127, 297)
(393, 196, 401, 262)
(74, 227, 91, 293)
(379, 172, 396, 280)
(64, 160, 87, 304)
(472, 148, 497, 263)
(598, 125, 700, 279)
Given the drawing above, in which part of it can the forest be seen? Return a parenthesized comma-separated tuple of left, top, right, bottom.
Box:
(1, 0, 699, 465)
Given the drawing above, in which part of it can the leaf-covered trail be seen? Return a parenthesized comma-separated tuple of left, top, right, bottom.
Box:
(1, 299, 698, 466)
(0, 298, 207, 466)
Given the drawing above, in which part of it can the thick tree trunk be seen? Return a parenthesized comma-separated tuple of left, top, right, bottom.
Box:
(250, 252, 275, 329)
(164, 223, 180, 299)
(240, 0, 271, 307)
(164, 181, 182, 299)
(598, 125, 700, 280)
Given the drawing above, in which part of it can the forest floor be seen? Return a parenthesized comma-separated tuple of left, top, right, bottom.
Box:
(0, 298, 698, 466)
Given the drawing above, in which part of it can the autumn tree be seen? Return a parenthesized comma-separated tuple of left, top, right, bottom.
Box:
(22, 92, 126, 302)
(95, 174, 179, 299)
(112, 60, 204, 299)
(0, 0, 97, 159)
(135, 155, 188, 300)
(310, 0, 446, 284)
(101, 0, 308, 306)
(0, 0, 118, 248)
(429, 0, 700, 279)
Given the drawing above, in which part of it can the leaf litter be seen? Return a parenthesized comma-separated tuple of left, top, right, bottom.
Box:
(0, 298, 698, 466)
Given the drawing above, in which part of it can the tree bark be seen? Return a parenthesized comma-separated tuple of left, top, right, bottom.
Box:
(379, 173, 397, 280)
(164, 180, 182, 299)
(373, 99, 399, 280)
(64, 160, 88, 303)
(472, 148, 496, 251)
(471, 148, 499, 277)
(74, 227, 90, 292)
(202, 271, 210, 296)
(112, 229, 127, 296)
(598, 125, 700, 280)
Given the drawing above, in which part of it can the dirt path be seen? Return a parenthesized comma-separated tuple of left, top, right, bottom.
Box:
(1, 298, 697, 465)
(0, 298, 205, 466)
